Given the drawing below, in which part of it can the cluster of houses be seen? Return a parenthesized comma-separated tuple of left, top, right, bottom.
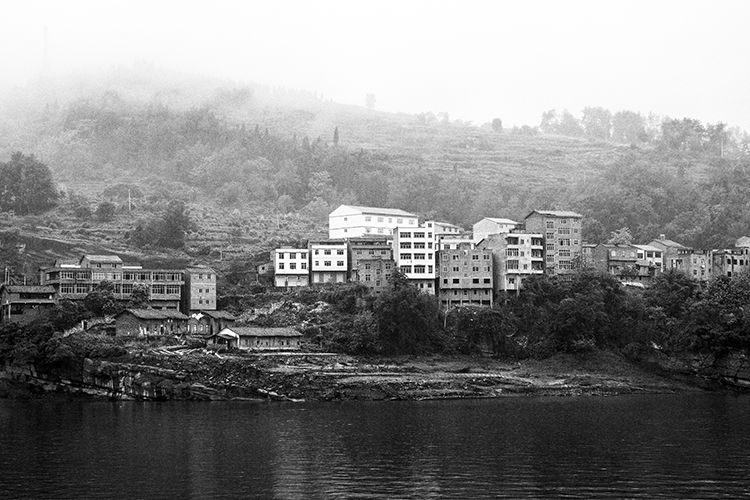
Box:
(265, 204, 750, 302)
(3, 204, 749, 352)
(0, 254, 302, 351)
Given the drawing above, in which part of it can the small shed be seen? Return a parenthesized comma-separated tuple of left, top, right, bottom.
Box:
(209, 326, 303, 351)
(115, 309, 189, 337)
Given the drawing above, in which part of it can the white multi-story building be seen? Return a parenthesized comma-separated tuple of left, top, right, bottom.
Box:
(273, 248, 309, 288)
(309, 240, 348, 285)
(392, 225, 436, 294)
(472, 217, 519, 243)
(632, 244, 664, 272)
(328, 205, 419, 239)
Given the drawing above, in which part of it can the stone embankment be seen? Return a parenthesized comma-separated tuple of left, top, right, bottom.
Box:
(0, 348, 708, 401)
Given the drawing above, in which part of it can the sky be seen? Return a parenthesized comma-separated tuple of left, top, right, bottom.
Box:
(1, 0, 749, 128)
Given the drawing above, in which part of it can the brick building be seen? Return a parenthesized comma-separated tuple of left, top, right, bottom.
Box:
(0, 285, 56, 325)
(477, 232, 544, 293)
(523, 210, 583, 276)
(349, 238, 394, 294)
(437, 241, 493, 309)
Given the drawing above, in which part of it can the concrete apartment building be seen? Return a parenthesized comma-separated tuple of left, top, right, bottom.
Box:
(273, 248, 309, 288)
(41, 255, 185, 310)
(309, 240, 348, 285)
(437, 241, 493, 308)
(477, 232, 544, 293)
(472, 218, 518, 243)
(523, 210, 583, 276)
(393, 224, 436, 294)
(182, 266, 217, 312)
(328, 204, 418, 239)
(349, 238, 394, 295)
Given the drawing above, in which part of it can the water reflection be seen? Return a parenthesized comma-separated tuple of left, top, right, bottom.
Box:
(2, 394, 750, 499)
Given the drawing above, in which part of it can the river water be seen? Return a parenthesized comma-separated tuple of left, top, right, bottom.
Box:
(1, 393, 750, 499)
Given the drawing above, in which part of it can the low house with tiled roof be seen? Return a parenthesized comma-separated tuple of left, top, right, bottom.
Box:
(207, 326, 303, 351)
(0, 285, 56, 325)
(114, 309, 189, 337)
(188, 310, 236, 336)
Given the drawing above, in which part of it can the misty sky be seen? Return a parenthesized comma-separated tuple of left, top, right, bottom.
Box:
(1, 0, 749, 129)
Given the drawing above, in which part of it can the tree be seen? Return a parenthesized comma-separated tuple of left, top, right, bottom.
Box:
(333, 126, 340, 146)
(611, 110, 646, 144)
(581, 107, 611, 141)
(491, 118, 503, 132)
(127, 284, 150, 309)
(0, 152, 59, 215)
(157, 200, 191, 249)
(96, 201, 117, 221)
(607, 227, 633, 245)
(540, 109, 558, 134)
(557, 110, 584, 137)
(84, 280, 119, 317)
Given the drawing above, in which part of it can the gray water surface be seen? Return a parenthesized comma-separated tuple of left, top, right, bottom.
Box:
(1, 393, 749, 499)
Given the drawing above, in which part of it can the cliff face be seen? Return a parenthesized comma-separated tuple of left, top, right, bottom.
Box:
(0, 357, 268, 401)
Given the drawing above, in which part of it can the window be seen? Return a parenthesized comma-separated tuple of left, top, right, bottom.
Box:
(324, 249, 332, 255)
(507, 260, 519, 270)
(453, 278, 460, 284)
(400, 232, 411, 238)
(452, 266, 460, 272)
(301, 253, 307, 259)
(324, 261, 331, 267)
(314, 249, 319, 255)
(507, 248, 519, 257)
(560, 219, 568, 224)
(452, 255, 460, 261)
(414, 242, 425, 249)
(365, 263, 371, 270)
(401, 253, 412, 259)
(560, 249, 570, 257)
(401, 242, 412, 249)
(337, 249, 344, 255)
(472, 278, 479, 284)
(484, 278, 491, 284)
(337, 261, 344, 266)
(301, 263, 307, 269)
(401, 265, 412, 273)
(483, 254, 490, 260)
(559, 239, 570, 246)
(365, 274, 371, 281)
(558, 260, 572, 270)
(314, 261, 319, 266)
(397, 218, 403, 224)
(546, 221, 555, 229)
(546, 243, 555, 251)
(414, 265, 425, 274)
(414, 254, 425, 260)
(472, 266, 479, 272)
(414, 232, 425, 238)
(365, 216, 372, 222)
(377, 217, 384, 222)
(428, 265, 433, 274)
(559, 228, 570, 235)
(290, 253, 297, 259)
(472, 254, 479, 260)
(290, 263, 296, 270)
(508, 277, 516, 285)
(546, 232, 555, 239)
(385, 263, 392, 270)
(443, 279, 448, 284)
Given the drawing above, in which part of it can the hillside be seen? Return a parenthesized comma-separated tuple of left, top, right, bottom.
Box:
(1, 67, 749, 281)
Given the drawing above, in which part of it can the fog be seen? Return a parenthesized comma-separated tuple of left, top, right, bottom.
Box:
(1, 0, 749, 128)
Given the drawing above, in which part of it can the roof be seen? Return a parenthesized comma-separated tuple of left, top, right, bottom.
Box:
(80, 254, 123, 263)
(202, 310, 237, 320)
(186, 266, 215, 273)
(0, 285, 56, 294)
(221, 326, 302, 338)
(479, 217, 518, 225)
(525, 210, 583, 219)
(632, 244, 661, 252)
(329, 204, 418, 218)
(649, 238, 685, 249)
(116, 309, 188, 320)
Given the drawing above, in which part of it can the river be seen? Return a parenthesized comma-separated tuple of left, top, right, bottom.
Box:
(1, 393, 749, 499)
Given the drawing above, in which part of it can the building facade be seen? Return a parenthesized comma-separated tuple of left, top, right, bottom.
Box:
(393, 225, 436, 294)
(477, 232, 544, 293)
(472, 217, 518, 243)
(328, 205, 418, 239)
(349, 238, 394, 294)
(182, 266, 217, 312)
(0, 285, 56, 325)
(437, 241, 493, 308)
(41, 255, 185, 310)
(274, 248, 309, 288)
(523, 211, 583, 276)
(309, 240, 348, 285)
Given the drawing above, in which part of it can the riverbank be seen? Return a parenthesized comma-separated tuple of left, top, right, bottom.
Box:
(0, 347, 707, 401)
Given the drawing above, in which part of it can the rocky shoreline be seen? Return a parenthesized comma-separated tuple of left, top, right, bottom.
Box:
(0, 348, 713, 402)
